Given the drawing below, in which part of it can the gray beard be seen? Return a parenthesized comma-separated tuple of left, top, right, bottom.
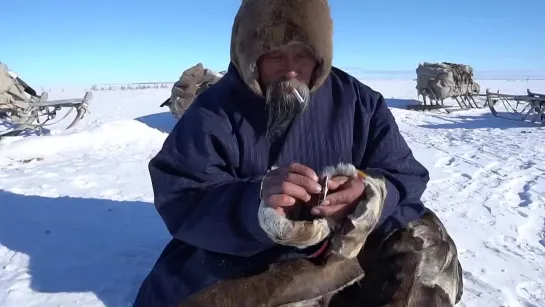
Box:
(264, 79, 310, 140)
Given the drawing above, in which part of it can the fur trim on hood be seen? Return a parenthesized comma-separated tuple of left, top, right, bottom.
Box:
(230, 0, 333, 96)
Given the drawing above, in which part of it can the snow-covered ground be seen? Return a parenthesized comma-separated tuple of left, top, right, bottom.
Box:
(1, 78, 544, 306)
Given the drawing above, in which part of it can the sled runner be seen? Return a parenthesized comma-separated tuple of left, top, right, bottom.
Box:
(0, 62, 92, 137)
(411, 62, 485, 112)
(486, 88, 545, 124)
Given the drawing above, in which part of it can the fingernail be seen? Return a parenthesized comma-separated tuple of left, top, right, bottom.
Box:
(315, 185, 322, 192)
(311, 207, 321, 215)
(321, 200, 330, 206)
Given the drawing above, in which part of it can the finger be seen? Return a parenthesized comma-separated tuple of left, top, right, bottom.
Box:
(263, 171, 322, 195)
(264, 181, 312, 202)
(327, 176, 350, 190)
(265, 194, 296, 209)
(311, 203, 354, 220)
(274, 207, 286, 217)
(287, 163, 319, 181)
(324, 181, 365, 207)
(285, 172, 322, 194)
(323, 189, 352, 206)
(275, 205, 297, 217)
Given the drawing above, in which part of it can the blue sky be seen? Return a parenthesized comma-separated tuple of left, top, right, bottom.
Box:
(4, 0, 545, 86)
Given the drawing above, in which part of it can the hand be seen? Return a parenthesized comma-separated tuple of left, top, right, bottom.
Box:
(311, 175, 366, 221)
(260, 163, 323, 216)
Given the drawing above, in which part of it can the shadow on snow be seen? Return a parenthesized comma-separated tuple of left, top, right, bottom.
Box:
(134, 111, 177, 134)
(0, 190, 170, 306)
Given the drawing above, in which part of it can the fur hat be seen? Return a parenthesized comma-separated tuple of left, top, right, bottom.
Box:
(230, 0, 333, 96)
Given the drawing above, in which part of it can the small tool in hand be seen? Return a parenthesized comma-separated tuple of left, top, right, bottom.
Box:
(318, 174, 330, 205)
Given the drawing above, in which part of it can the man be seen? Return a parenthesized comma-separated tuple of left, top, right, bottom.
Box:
(134, 0, 463, 306)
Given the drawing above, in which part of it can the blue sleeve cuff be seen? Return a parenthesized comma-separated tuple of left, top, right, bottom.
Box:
(379, 178, 400, 224)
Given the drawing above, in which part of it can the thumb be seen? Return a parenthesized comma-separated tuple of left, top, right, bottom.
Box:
(327, 176, 350, 190)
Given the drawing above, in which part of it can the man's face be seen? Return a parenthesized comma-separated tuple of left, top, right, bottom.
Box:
(257, 43, 318, 139)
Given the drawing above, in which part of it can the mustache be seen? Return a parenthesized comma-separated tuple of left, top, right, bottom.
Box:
(264, 78, 310, 140)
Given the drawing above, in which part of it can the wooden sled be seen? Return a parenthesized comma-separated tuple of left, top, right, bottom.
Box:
(486, 88, 545, 125)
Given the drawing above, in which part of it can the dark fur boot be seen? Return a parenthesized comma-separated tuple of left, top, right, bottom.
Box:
(178, 255, 364, 307)
(335, 208, 464, 307)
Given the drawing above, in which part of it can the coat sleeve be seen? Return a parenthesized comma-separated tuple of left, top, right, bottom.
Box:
(358, 89, 430, 231)
(148, 104, 276, 257)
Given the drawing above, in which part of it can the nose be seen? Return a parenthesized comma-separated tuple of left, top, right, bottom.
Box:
(285, 70, 297, 80)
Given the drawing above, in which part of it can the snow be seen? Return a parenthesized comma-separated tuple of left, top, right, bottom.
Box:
(1, 78, 544, 306)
